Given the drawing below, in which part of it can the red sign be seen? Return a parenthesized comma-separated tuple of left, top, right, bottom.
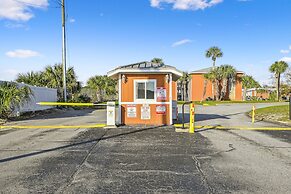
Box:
(156, 105, 166, 114)
(157, 87, 167, 100)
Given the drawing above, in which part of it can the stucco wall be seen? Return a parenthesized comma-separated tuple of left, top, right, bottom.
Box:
(234, 73, 243, 101)
(190, 74, 213, 101)
(190, 73, 243, 101)
(120, 74, 176, 125)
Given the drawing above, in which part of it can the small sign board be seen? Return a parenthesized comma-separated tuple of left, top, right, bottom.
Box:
(127, 104, 137, 118)
(157, 87, 167, 100)
(141, 104, 150, 120)
(107, 102, 115, 126)
(156, 105, 166, 115)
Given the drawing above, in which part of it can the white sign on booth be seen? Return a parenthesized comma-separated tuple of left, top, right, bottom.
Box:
(127, 104, 137, 118)
(141, 104, 150, 120)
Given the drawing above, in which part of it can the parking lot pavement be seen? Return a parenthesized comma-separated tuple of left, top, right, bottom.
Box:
(1, 104, 291, 193)
(0, 125, 243, 193)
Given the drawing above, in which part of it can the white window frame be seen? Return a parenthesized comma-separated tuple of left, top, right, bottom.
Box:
(134, 79, 157, 103)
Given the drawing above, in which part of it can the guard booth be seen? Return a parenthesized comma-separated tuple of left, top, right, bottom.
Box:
(108, 61, 183, 125)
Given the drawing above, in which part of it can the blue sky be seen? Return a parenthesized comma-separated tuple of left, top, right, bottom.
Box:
(1, 0, 291, 85)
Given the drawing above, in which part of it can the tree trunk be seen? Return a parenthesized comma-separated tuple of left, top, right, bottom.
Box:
(220, 78, 228, 101)
(243, 86, 247, 101)
(212, 60, 215, 99)
(215, 80, 220, 101)
(277, 74, 281, 101)
(181, 84, 184, 101)
(201, 79, 208, 102)
(183, 83, 187, 101)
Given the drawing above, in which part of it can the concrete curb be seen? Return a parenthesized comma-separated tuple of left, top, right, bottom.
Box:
(245, 112, 291, 127)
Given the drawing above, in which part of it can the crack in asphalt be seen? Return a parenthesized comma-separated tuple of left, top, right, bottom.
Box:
(55, 128, 109, 194)
(222, 130, 291, 163)
(192, 155, 215, 194)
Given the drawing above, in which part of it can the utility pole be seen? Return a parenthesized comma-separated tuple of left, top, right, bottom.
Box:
(61, 0, 67, 102)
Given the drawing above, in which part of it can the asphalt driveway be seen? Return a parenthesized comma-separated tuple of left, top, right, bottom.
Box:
(0, 103, 291, 193)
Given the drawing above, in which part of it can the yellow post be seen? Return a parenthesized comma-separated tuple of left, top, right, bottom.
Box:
(189, 103, 195, 133)
(252, 105, 255, 123)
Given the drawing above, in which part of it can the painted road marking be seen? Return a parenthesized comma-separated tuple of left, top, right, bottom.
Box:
(1, 124, 290, 130)
(37, 102, 108, 106)
(0, 124, 106, 129)
(174, 124, 291, 131)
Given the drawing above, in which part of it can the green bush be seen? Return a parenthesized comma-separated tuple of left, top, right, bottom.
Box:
(0, 82, 32, 119)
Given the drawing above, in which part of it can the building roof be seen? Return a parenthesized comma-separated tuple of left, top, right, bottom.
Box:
(107, 61, 183, 81)
(190, 66, 244, 74)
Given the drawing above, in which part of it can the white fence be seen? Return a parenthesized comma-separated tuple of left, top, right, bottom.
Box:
(1, 81, 57, 114)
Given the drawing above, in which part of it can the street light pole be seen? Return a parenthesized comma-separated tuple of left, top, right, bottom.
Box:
(289, 94, 291, 120)
(61, 0, 67, 102)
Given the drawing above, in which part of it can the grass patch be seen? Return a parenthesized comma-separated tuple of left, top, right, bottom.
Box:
(251, 105, 290, 123)
(177, 101, 217, 106)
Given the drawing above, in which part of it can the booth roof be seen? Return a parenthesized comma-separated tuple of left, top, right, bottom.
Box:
(107, 61, 183, 80)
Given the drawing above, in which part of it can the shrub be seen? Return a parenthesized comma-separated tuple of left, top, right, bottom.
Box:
(0, 82, 32, 119)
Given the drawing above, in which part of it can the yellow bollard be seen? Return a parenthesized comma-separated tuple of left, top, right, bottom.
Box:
(252, 105, 255, 123)
(189, 103, 195, 133)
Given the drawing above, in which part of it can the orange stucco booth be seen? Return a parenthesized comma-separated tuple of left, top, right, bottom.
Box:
(108, 61, 182, 126)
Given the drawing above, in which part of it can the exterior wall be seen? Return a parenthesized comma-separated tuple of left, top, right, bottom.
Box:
(16, 83, 58, 113)
(234, 73, 243, 101)
(256, 92, 270, 99)
(189, 73, 243, 101)
(120, 74, 172, 125)
(172, 81, 177, 101)
(247, 89, 270, 99)
(0, 81, 57, 114)
(190, 74, 213, 101)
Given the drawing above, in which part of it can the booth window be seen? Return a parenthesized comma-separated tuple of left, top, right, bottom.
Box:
(135, 80, 156, 101)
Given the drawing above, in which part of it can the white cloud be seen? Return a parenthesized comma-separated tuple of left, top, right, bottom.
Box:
(280, 50, 290, 54)
(280, 57, 291, 63)
(69, 18, 75, 23)
(172, 39, 192, 47)
(6, 49, 40, 58)
(237, 0, 252, 2)
(0, 0, 48, 21)
(289, 45, 291, 50)
(150, 0, 223, 10)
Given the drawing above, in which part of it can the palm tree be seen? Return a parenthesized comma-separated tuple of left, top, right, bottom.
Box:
(205, 46, 223, 99)
(220, 65, 237, 100)
(204, 67, 223, 100)
(103, 77, 117, 97)
(151, 58, 164, 64)
(269, 61, 289, 101)
(43, 64, 79, 100)
(87, 75, 116, 102)
(202, 72, 215, 101)
(16, 71, 45, 86)
(241, 75, 261, 101)
(178, 72, 191, 101)
(0, 82, 32, 119)
(205, 46, 223, 67)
